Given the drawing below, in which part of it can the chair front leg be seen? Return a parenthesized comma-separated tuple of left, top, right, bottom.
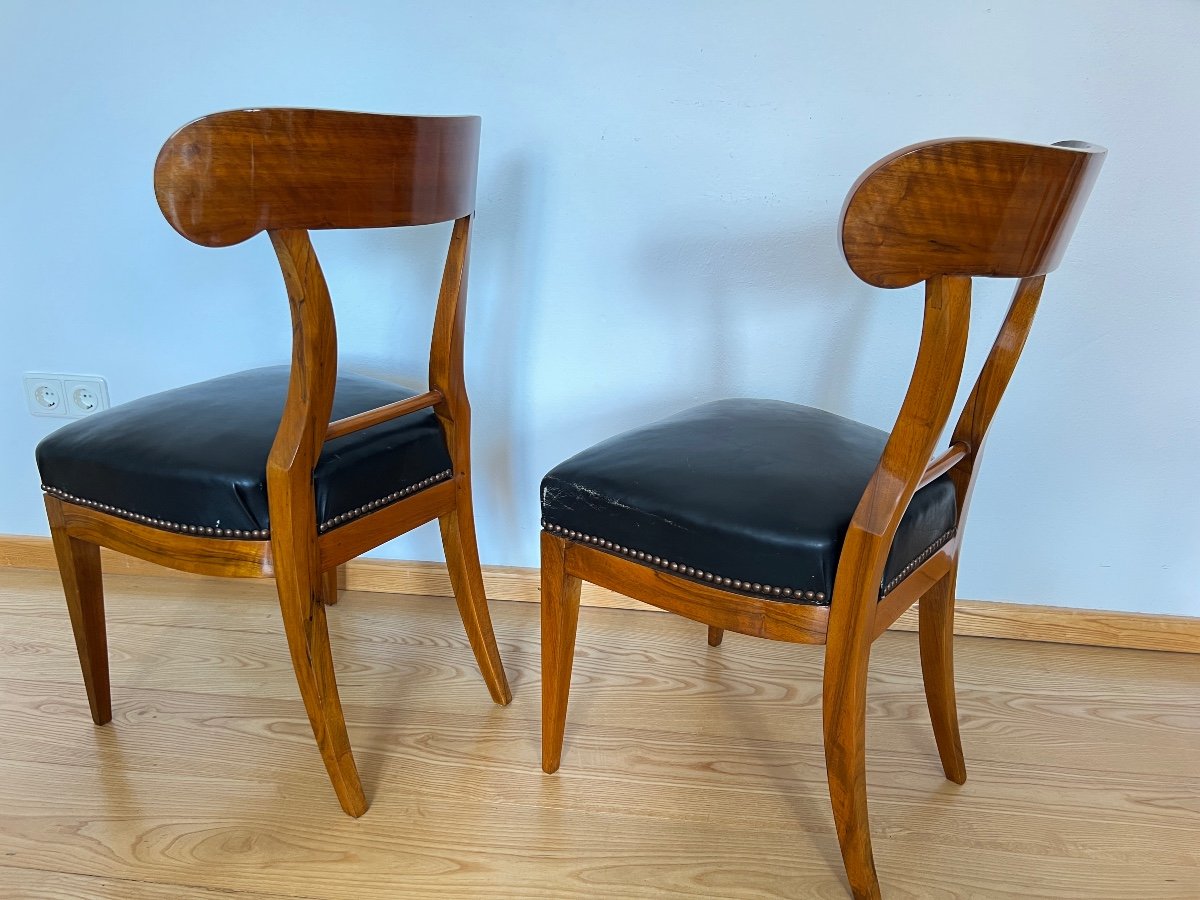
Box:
(540, 531, 582, 774)
(46, 495, 111, 725)
(274, 541, 367, 817)
(823, 612, 881, 900)
(919, 566, 967, 784)
(439, 478, 512, 706)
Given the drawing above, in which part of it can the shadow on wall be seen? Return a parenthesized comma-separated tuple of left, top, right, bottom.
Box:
(470, 155, 546, 563)
(631, 220, 880, 414)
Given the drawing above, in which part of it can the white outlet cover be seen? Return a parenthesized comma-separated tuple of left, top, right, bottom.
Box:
(63, 377, 110, 416)
(23, 373, 68, 417)
(24, 372, 110, 418)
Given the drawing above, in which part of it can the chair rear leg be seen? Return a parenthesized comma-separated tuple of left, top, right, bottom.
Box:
(45, 496, 111, 725)
(439, 486, 512, 706)
(823, 625, 881, 900)
(707, 625, 724, 646)
(541, 531, 582, 774)
(319, 566, 339, 606)
(919, 568, 967, 784)
(274, 547, 367, 817)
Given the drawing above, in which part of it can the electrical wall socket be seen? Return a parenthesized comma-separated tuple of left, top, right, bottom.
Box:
(24, 373, 109, 419)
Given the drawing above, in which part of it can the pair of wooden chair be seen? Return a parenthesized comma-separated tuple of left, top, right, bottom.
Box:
(37, 109, 1103, 899)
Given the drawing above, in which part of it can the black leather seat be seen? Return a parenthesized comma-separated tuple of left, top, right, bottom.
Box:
(540, 399, 957, 605)
(36, 366, 453, 539)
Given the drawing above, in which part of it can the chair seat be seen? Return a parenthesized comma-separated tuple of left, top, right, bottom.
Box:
(540, 399, 957, 605)
(36, 366, 453, 538)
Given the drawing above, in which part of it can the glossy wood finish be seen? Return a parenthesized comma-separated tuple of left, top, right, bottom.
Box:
(51, 498, 273, 579)
(325, 390, 443, 441)
(824, 276, 971, 899)
(841, 139, 1105, 288)
(267, 227, 366, 816)
(46, 110, 509, 818)
(541, 138, 1105, 898)
(540, 531, 582, 774)
(919, 567, 967, 784)
(155, 109, 480, 247)
(44, 496, 110, 726)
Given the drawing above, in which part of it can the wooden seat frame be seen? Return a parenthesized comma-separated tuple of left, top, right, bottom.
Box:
(46, 109, 511, 818)
(541, 138, 1104, 898)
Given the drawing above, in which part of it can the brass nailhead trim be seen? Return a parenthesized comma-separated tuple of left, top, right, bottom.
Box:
(318, 468, 453, 533)
(42, 467, 453, 541)
(41, 485, 269, 539)
(543, 521, 958, 603)
(880, 527, 958, 596)
(541, 521, 825, 602)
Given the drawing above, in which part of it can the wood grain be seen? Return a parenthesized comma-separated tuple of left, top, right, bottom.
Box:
(154, 109, 481, 246)
(840, 139, 1105, 288)
(0, 568, 1196, 899)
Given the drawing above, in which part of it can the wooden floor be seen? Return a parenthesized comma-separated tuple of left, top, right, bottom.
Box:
(0, 569, 1196, 899)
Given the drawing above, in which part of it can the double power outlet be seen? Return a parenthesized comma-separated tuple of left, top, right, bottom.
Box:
(23, 373, 110, 419)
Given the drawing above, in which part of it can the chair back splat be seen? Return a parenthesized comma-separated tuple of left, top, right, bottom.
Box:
(538, 136, 1105, 900)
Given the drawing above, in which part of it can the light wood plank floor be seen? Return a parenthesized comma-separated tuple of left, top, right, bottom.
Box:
(0, 568, 1196, 899)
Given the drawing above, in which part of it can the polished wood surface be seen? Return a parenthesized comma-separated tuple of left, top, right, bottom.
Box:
(325, 390, 444, 441)
(267, 227, 366, 816)
(49, 497, 273, 579)
(841, 139, 1105, 288)
(823, 275, 971, 899)
(2, 569, 1196, 898)
(917, 441, 969, 490)
(541, 138, 1106, 898)
(45, 497, 110, 726)
(44, 110, 509, 818)
(155, 109, 480, 247)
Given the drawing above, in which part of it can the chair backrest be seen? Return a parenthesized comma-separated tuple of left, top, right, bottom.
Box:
(828, 137, 1104, 628)
(841, 138, 1104, 289)
(154, 108, 480, 246)
(152, 109, 481, 548)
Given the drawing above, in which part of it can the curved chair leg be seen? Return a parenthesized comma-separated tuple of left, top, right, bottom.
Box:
(274, 550, 367, 817)
(541, 531, 582, 774)
(439, 488, 512, 706)
(919, 568, 967, 784)
(707, 625, 724, 647)
(46, 496, 111, 726)
(823, 624, 881, 899)
(319, 566, 339, 606)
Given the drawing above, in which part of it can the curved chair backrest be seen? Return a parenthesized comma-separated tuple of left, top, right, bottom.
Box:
(828, 137, 1105, 647)
(154, 108, 480, 247)
(840, 138, 1105, 288)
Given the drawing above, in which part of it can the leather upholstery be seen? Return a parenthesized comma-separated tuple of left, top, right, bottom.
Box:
(36, 366, 452, 537)
(540, 399, 957, 605)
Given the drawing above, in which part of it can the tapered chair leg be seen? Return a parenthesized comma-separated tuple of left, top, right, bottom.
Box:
(319, 566, 339, 606)
(823, 628, 881, 900)
(46, 497, 111, 726)
(919, 569, 967, 784)
(707, 625, 724, 647)
(541, 531, 582, 774)
(439, 488, 512, 706)
(274, 552, 367, 817)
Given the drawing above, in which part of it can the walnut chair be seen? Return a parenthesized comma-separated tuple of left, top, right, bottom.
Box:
(539, 138, 1104, 897)
(36, 109, 512, 817)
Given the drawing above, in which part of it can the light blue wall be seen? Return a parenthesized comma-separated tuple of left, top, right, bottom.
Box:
(2, 1, 1197, 615)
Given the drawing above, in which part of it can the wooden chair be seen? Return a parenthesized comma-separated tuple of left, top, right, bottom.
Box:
(539, 138, 1104, 897)
(36, 109, 512, 817)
